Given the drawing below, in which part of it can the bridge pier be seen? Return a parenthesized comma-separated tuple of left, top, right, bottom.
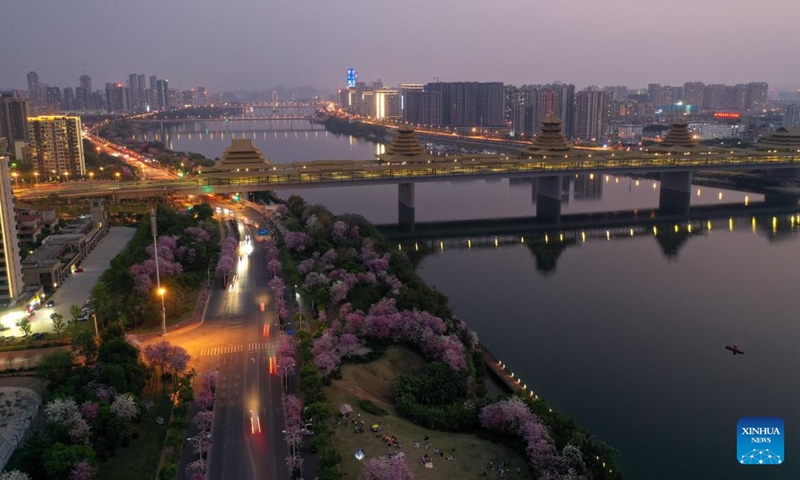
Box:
(768, 167, 800, 180)
(535, 176, 562, 222)
(765, 192, 800, 207)
(398, 183, 415, 232)
(659, 171, 692, 215)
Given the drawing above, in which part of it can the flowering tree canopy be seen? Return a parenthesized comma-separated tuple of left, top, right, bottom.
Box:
(360, 455, 414, 480)
(69, 460, 96, 480)
(0, 471, 32, 480)
(110, 393, 139, 421)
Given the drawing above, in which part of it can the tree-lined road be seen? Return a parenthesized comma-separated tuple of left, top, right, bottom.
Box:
(170, 203, 288, 480)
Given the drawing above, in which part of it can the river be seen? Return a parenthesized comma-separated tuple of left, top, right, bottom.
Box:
(136, 118, 798, 479)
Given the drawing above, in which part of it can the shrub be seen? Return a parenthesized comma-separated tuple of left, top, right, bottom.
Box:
(358, 399, 387, 416)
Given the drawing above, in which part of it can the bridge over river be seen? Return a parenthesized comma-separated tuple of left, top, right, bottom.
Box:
(15, 120, 800, 230)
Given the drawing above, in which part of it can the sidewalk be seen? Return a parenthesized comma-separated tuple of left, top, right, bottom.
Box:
(134, 283, 213, 343)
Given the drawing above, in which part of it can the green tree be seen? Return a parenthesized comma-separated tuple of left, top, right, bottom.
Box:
(36, 350, 74, 385)
(18, 318, 32, 338)
(71, 330, 98, 364)
(192, 202, 214, 221)
(42, 442, 95, 479)
(69, 304, 82, 330)
(50, 312, 66, 335)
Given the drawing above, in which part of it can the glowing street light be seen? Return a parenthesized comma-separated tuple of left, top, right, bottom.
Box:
(10, 172, 18, 187)
(115, 172, 121, 182)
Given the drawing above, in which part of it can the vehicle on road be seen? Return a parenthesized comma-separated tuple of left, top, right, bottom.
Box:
(45, 300, 55, 308)
(250, 410, 261, 434)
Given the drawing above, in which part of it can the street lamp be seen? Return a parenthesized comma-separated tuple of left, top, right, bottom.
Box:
(115, 172, 121, 182)
(158, 287, 166, 335)
(11, 172, 18, 187)
(278, 362, 295, 391)
(186, 434, 211, 457)
(63, 171, 69, 183)
(88, 171, 94, 181)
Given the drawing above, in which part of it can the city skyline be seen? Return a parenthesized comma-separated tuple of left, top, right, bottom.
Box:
(1, 0, 798, 92)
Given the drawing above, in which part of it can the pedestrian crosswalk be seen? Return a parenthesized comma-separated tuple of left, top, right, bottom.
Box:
(199, 342, 273, 357)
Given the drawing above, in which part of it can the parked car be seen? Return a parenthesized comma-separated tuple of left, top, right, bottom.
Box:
(75, 266, 84, 273)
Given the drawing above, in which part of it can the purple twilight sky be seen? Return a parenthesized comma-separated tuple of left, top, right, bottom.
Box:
(1, 0, 798, 92)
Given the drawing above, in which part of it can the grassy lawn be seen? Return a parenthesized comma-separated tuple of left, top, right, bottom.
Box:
(325, 346, 529, 479)
(96, 393, 172, 480)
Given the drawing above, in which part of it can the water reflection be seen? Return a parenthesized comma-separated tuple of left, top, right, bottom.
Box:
(387, 205, 800, 273)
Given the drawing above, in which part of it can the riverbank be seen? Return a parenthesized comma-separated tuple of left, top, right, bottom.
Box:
(272, 195, 621, 479)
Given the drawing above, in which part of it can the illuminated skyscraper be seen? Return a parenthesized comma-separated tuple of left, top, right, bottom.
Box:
(374, 88, 400, 119)
(0, 153, 24, 306)
(28, 116, 86, 177)
(683, 82, 705, 107)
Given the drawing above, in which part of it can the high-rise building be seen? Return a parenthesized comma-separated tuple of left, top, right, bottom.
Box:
(574, 90, 611, 140)
(784, 105, 800, 129)
(156, 79, 170, 109)
(26, 71, 41, 108)
(137, 74, 146, 109)
(703, 84, 727, 110)
(375, 88, 401, 120)
(532, 84, 575, 138)
(79, 74, 92, 93)
(0, 153, 24, 305)
(603, 86, 628, 102)
(75, 88, 90, 111)
(128, 74, 140, 110)
(746, 82, 768, 111)
(403, 90, 442, 126)
(28, 116, 86, 177)
(149, 75, 158, 108)
(105, 83, 127, 112)
(62, 87, 74, 111)
(683, 82, 705, 107)
(45, 87, 61, 110)
(424, 82, 504, 128)
(724, 84, 747, 110)
(0, 92, 30, 149)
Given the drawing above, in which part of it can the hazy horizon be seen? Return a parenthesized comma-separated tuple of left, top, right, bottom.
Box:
(2, 0, 798, 92)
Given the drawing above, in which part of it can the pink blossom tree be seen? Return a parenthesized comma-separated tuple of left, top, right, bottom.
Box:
(267, 259, 282, 277)
(360, 455, 414, 480)
(338, 333, 361, 356)
(80, 401, 98, 421)
(331, 220, 348, 242)
(284, 454, 304, 476)
(284, 395, 303, 425)
(185, 460, 206, 480)
(297, 258, 316, 276)
(313, 351, 340, 377)
(69, 460, 96, 480)
(196, 389, 215, 411)
(184, 226, 211, 243)
(193, 410, 214, 433)
(285, 231, 312, 252)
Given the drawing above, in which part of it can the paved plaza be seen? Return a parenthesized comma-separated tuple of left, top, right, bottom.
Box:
(0, 385, 42, 470)
(22, 227, 136, 335)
